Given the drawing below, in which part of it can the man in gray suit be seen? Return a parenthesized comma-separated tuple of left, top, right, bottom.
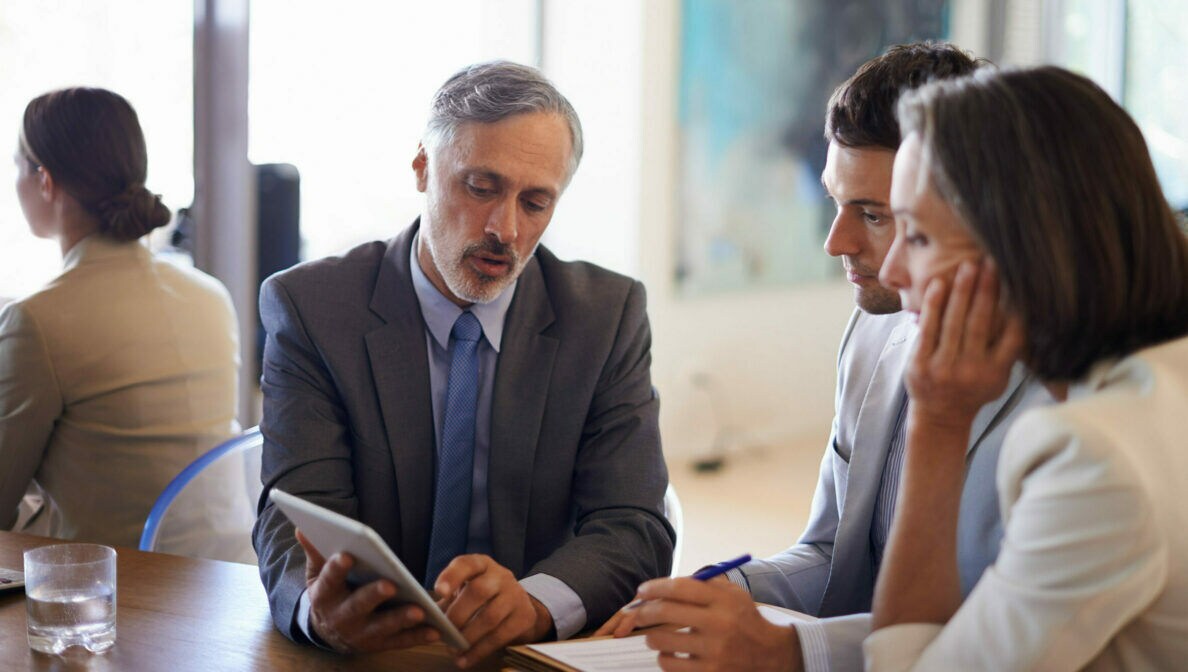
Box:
(253, 61, 672, 667)
(600, 44, 1051, 671)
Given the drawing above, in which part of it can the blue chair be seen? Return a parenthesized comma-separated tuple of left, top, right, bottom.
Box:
(139, 427, 263, 563)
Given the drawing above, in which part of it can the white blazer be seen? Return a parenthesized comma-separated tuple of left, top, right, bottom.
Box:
(0, 235, 254, 561)
(864, 336, 1188, 670)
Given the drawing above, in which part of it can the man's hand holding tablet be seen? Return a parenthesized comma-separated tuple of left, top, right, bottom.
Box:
(270, 488, 467, 654)
(295, 528, 445, 653)
(271, 489, 554, 668)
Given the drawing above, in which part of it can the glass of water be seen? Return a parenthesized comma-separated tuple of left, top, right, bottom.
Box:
(23, 544, 117, 655)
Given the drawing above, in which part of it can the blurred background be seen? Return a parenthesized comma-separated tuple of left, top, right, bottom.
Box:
(1, 0, 1184, 571)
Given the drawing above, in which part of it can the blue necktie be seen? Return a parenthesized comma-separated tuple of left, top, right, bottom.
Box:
(424, 311, 482, 589)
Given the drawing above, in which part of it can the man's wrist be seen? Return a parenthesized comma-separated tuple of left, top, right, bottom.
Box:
(783, 623, 805, 672)
(296, 589, 337, 651)
(519, 573, 585, 639)
(529, 596, 556, 641)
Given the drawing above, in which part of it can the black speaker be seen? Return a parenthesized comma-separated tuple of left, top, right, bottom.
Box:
(255, 163, 301, 377)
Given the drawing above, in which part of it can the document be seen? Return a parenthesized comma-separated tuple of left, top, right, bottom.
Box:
(505, 605, 815, 672)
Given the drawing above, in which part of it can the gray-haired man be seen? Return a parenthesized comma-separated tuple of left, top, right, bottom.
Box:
(253, 61, 673, 667)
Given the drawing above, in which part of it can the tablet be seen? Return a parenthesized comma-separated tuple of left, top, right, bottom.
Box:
(269, 488, 469, 650)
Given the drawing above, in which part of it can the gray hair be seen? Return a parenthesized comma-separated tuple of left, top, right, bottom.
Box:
(895, 65, 1188, 381)
(424, 60, 584, 180)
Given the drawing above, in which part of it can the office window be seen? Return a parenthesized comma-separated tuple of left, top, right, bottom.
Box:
(1049, 0, 1188, 209)
(1125, 1, 1188, 208)
(248, 0, 538, 262)
(0, 1, 192, 300)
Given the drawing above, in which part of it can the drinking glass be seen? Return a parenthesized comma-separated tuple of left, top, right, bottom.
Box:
(23, 543, 117, 655)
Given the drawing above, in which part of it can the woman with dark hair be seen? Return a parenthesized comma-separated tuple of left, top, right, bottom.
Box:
(867, 66, 1188, 669)
(0, 88, 253, 561)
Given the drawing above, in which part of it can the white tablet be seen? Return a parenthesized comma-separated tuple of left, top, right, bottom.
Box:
(269, 488, 469, 650)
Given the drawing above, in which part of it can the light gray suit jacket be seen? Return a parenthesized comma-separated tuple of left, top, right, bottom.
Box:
(740, 309, 1050, 671)
(252, 222, 673, 641)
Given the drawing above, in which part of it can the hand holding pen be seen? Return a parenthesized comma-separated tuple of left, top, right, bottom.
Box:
(593, 553, 753, 638)
(621, 553, 753, 611)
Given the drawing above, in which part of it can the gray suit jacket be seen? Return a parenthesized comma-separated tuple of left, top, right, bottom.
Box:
(252, 222, 673, 641)
(741, 309, 1050, 670)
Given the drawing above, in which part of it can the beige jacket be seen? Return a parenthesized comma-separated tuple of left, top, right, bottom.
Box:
(864, 336, 1188, 670)
(0, 235, 253, 561)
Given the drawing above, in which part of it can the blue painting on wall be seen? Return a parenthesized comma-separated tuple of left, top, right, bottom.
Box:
(676, 0, 949, 296)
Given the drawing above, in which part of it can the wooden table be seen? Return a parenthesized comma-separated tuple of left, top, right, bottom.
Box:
(0, 531, 505, 671)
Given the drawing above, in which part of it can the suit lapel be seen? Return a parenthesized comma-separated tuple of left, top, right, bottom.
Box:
(819, 322, 1033, 615)
(966, 362, 1031, 457)
(487, 258, 557, 575)
(820, 317, 913, 615)
(364, 224, 436, 578)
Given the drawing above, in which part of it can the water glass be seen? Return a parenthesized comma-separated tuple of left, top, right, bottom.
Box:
(23, 543, 117, 655)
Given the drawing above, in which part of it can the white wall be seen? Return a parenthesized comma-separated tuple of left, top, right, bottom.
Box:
(540, 0, 642, 276)
(546, 1, 854, 460)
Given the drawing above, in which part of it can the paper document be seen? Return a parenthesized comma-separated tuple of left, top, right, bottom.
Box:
(513, 604, 816, 672)
(526, 636, 659, 672)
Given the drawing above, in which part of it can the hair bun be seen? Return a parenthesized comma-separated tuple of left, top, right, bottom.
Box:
(95, 183, 172, 241)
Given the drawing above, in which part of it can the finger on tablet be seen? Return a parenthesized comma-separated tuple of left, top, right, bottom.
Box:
(436, 554, 488, 599)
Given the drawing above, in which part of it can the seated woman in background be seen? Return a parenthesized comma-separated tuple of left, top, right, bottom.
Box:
(0, 87, 254, 562)
(864, 66, 1188, 669)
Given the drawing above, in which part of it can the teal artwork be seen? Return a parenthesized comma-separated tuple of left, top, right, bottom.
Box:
(676, 0, 949, 296)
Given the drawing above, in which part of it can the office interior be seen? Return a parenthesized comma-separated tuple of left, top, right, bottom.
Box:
(1, 0, 1185, 575)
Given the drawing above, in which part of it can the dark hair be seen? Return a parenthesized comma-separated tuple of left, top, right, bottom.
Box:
(425, 60, 583, 180)
(899, 66, 1188, 380)
(21, 87, 171, 241)
(824, 42, 984, 150)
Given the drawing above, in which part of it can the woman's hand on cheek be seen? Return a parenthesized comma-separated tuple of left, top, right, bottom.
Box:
(907, 259, 1025, 428)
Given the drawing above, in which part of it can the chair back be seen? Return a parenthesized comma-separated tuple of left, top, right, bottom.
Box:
(663, 484, 684, 577)
(139, 427, 263, 563)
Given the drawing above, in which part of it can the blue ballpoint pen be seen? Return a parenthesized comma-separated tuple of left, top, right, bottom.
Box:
(621, 553, 752, 612)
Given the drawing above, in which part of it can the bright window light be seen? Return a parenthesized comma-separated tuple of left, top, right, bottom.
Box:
(248, 0, 538, 262)
(1126, 1, 1188, 208)
(0, 1, 192, 300)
